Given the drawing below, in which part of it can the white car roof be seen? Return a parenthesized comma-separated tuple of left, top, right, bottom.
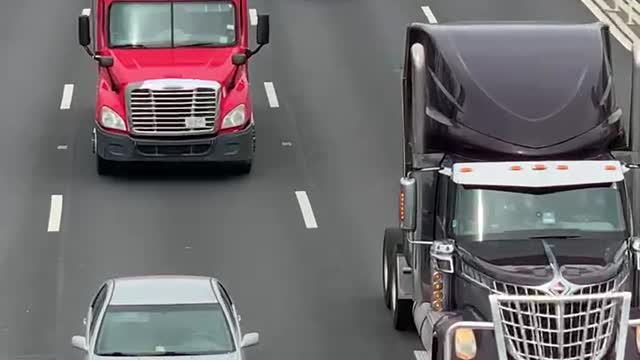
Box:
(109, 275, 219, 306)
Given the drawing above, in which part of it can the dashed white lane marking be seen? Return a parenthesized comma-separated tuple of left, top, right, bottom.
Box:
(47, 195, 64, 232)
(421, 6, 438, 23)
(295, 191, 318, 229)
(580, 0, 632, 50)
(249, 9, 258, 26)
(81, 8, 91, 16)
(60, 84, 74, 110)
(264, 82, 280, 108)
(57, 145, 68, 150)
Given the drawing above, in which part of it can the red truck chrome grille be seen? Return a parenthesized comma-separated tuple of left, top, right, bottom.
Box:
(128, 87, 219, 135)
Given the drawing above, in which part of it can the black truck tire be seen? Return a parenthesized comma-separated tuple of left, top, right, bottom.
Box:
(383, 227, 403, 309)
(391, 256, 414, 331)
(383, 227, 413, 330)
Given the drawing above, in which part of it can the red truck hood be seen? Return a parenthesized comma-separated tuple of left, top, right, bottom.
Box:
(108, 48, 237, 86)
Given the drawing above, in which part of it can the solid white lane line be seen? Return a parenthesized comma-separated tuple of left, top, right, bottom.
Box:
(421, 6, 438, 23)
(249, 9, 258, 26)
(610, 12, 640, 44)
(580, 0, 632, 50)
(264, 82, 279, 108)
(60, 84, 74, 110)
(81, 8, 91, 16)
(295, 191, 318, 229)
(592, 0, 613, 10)
(47, 195, 64, 232)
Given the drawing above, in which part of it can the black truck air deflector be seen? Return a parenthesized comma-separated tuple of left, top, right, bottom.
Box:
(403, 22, 628, 158)
(457, 238, 626, 285)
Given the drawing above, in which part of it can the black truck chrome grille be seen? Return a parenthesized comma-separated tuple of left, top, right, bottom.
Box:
(495, 293, 618, 360)
(460, 262, 625, 360)
(128, 86, 219, 135)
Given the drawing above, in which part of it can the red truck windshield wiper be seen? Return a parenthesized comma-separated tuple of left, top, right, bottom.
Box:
(111, 43, 148, 48)
(178, 42, 219, 47)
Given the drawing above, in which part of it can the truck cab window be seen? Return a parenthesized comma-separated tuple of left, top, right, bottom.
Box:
(434, 174, 448, 238)
(108, 1, 236, 48)
(450, 182, 627, 242)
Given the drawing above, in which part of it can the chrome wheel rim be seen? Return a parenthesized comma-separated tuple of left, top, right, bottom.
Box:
(383, 250, 389, 294)
(391, 262, 397, 312)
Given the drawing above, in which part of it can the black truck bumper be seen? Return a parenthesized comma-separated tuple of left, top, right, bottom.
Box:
(93, 122, 255, 163)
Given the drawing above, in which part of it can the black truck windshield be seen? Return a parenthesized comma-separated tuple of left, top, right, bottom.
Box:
(109, 1, 236, 48)
(451, 182, 627, 241)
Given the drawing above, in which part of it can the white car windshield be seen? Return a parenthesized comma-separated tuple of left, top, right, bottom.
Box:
(109, 1, 236, 48)
(451, 182, 627, 241)
(95, 303, 235, 356)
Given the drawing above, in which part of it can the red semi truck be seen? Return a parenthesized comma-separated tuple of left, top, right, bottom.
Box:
(78, 0, 269, 175)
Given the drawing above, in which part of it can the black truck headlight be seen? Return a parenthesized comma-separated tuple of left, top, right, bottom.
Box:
(455, 328, 477, 359)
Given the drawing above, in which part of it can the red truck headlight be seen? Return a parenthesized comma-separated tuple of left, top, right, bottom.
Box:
(100, 106, 126, 131)
(221, 104, 247, 129)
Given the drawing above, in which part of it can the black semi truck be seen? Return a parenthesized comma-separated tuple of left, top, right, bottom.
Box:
(382, 22, 640, 359)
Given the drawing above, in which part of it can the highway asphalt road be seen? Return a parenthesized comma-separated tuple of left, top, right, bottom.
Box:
(0, 0, 635, 359)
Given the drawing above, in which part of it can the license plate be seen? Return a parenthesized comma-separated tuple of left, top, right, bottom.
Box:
(185, 117, 206, 128)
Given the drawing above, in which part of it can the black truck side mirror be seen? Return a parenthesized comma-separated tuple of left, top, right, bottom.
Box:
(256, 14, 270, 45)
(78, 15, 91, 47)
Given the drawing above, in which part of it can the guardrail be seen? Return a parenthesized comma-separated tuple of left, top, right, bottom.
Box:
(614, 0, 640, 24)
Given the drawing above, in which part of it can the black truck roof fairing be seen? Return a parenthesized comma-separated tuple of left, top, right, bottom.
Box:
(403, 22, 630, 160)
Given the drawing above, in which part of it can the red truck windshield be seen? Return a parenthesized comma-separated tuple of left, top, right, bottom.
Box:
(108, 1, 237, 48)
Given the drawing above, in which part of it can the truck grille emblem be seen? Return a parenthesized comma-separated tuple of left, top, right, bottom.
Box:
(549, 281, 567, 295)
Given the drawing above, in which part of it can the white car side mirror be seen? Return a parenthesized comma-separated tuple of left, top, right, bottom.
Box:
(71, 335, 88, 351)
(240, 332, 259, 348)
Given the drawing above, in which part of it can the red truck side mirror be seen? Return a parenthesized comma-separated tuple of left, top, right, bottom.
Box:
(78, 15, 91, 47)
(256, 14, 270, 46)
(232, 53, 247, 66)
(246, 14, 270, 60)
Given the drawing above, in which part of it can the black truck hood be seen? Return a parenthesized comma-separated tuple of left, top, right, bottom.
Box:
(457, 238, 627, 286)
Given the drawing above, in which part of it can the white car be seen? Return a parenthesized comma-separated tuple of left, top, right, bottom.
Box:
(70, 275, 259, 359)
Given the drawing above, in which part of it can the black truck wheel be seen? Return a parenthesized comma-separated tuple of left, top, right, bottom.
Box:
(383, 228, 403, 309)
(384, 227, 413, 330)
(391, 256, 413, 331)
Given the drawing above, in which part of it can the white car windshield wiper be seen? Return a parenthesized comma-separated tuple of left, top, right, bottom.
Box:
(95, 352, 137, 356)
